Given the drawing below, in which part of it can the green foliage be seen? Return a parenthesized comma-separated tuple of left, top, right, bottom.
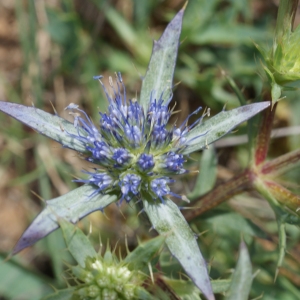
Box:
(225, 242, 252, 300)
(0, 255, 51, 300)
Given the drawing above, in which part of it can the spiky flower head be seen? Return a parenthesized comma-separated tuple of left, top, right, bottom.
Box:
(255, 2, 300, 100)
(66, 73, 205, 205)
(43, 219, 163, 300)
(257, 25, 300, 86)
(72, 251, 145, 300)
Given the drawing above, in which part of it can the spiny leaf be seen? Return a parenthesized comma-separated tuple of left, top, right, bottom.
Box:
(143, 198, 215, 300)
(58, 219, 98, 268)
(42, 288, 76, 300)
(183, 101, 270, 155)
(13, 185, 117, 254)
(225, 241, 252, 300)
(0, 101, 87, 152)
(139, 4, 186, 111)
(124, 235, 165, 272)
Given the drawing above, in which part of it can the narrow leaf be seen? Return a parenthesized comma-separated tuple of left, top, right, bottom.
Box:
(211, 280, 231, 294)
(0, 101, 87, 152)
(135, 287, 157, 300)
(58, 219, 97, 267)
(104, 6, 151, 62)
(276, 218, 287, 280)
(224, 73, 247, 106)
(13, 185, 117, 254)
(124, 235, 165, 271)
(0, 255, 51, 300)
(42, 288, 75, 300)
(164, 278, 231, 298)
(143, 198, 215, 300)
(139, 5, 185, 110)
(163, 278, 202, 300)
(183, 101, 270, 155)
(188, 146, 217, 200)
(226, 241, 252, 300)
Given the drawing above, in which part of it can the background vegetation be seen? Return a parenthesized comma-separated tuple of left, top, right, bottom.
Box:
(0, 0, 299, 299)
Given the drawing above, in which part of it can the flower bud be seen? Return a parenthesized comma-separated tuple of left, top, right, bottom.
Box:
(255, 1, 300, 100)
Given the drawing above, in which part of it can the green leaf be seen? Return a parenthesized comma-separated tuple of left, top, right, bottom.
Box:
(226, 241, 252, 300)
(0, 255, 51, 300)
(224, 73, 247, 106)
(162, 278, 202, 300)
(124, 235, 165, 272)
(189, 24, 271, 46)
(183, 101, 270, 155)
(42, 288, 77, 300)
(135, 287, 157, 300)
(139, 5, 185, 111)
(143, 198, 215, 300)
(204, 212, 265, 238)
(188, 146, 217, 200)
(0, 101, 87, 152)
(163, 278, 231, 299)
(13, 185, 118, 254)
(211, 280, 231, 294)
(103, 6, 150, 62)
(58, 219, 97, 268)
(271, 82, 282, 101)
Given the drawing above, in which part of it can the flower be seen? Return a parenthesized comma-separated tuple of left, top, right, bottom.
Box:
(67, 73, 205, 205)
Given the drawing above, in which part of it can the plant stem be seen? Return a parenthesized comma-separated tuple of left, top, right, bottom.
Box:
(261, 148, 300, 176)
(254, 103, 277, 166)
(184, 169, 253, 221)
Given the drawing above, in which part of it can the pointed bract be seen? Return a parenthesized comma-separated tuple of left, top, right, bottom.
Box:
(139, 6, 185, 111)
(13, 185, 117, 254)
(0, 101, 87, 152)
(184, 101, 270, 155)
(226, 241, 252, 300)
(143, 198, 215, 300)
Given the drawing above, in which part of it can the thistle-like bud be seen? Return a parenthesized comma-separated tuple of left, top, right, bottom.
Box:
(73, 254, 144, 300)
(42, 219, 164, 300)
(256, 0, 300, 100)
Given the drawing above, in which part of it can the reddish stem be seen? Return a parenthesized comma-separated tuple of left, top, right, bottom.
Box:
(184, 169, 254, 221)
(254, 102, 277, 166)
(261, 148, 300, 176)
(263, 179, 300, 213)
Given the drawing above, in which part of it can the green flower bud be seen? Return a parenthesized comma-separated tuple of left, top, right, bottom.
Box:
(72, 249, 146, 300)
(42, 220, 163, 300)
(259, 25, 300, 85)
(255, 0, 300, 100)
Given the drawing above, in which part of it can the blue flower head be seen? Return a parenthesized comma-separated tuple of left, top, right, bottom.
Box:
(66, 73, 203, 204)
